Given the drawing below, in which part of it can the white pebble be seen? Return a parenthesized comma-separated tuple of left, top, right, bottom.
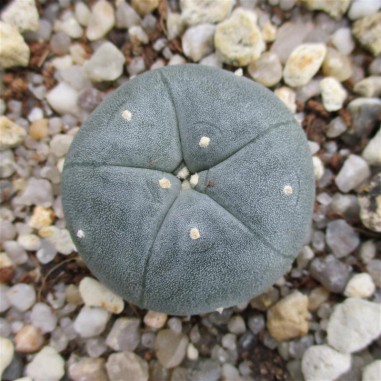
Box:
(335, 154, 370, 193)
(274, 87, 296, 113)
(79, 277, 124, 314)
(312, 156, 324, 180)
(74, 2, 91, 27)
(86, 0, 115, 41)
(344, 273, 375, 298)
(331, 28, 355, 55)
(6, 283, 36, 312)
(348, 0, 381, 20)
(190, 173, 199, 187)
(31, 303, 58, 334)
(0, 337, 14, 380)
(74, 306, 110, 338)
(362, 128, 381, 166)
(284, 43, 327, 87)
(187, 342, 199, 360)
(26, 346, 65, 381)
(18, 234, 41, 251)
(46, 82, 79, 116)
(320, 77, 347, 112)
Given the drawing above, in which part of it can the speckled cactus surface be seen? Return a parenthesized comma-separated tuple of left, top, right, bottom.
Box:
(62, 64, 315, 316)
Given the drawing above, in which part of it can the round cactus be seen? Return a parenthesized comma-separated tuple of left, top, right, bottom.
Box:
(62, 64, 315, 315)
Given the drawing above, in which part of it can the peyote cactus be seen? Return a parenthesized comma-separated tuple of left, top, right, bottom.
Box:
(62, 64, 315, 316)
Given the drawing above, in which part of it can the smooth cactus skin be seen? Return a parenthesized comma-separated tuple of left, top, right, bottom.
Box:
(62, 64, 315, 315)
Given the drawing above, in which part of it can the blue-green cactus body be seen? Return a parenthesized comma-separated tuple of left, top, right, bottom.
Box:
(62, 64, 315, 315)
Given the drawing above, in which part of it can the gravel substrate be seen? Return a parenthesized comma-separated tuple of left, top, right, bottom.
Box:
(0, 0, 381, 380)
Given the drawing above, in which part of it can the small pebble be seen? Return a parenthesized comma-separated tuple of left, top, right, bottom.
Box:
(6, 284, 36, 312)
(344, 273, 375, 298)
(0, 337, 14, 379)
(326, 116, 347, 138)
(38, 226, 75, 255)
(283, 43, 326, 87)
(248, 52, 282, 87)
(335, 154, 371, 193)
(86, 0, 115, 41)
(299, 0, 350, 19)
(362, 360, 381, 381)
(31, 303, 58, 334)
(132, 0, 158, 16)
(0, 22, 30, 69)
(79, 276, 124, 314)
(362, 128, 381, 166)
(301, 345, 351, 381)
(1, 0, 39, 32)
(309, 255, 350, 293)
(215, 8, 265, 66)
(267, 291, 309, 341)
(69, 357, 108, 381)
(352, 12, 381, 56)
(180, 0, 234, 25)
(327, 298, 381, 353)
(105, 318, 140, 351)
(14, 325, 44, 353)
(274, 87, 297, 113)
(106, 352, 149, 381)
(182, 24, 216, 62)
(227, 315, 246, 335)
(330, 28, 355, 55)
(320, 77, 347, 112)
(322, 47, 352, 82)
(308, 287, 329, 312)
(0, 116, 27, 150)
(74, 2, 91, 26)
(25, 346, 65, 381)
(155, 329, 188, 368)
(144, 310, 168, 329)
(348, 0, 381, 20)
(47, 82, 79, 116)
(84, 42, 125, 82)
(50, 32, 70, 56)
(129, 25, 149, 44)
(73, 306, 110, 338)
(115, 1, 141, 29)
(326, 219, 360, 258)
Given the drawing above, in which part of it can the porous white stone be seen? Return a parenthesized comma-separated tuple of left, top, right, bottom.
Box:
(1, 0, 39, 32)
(26, 346, 65, 381)
(283, 43, 327, 87)
(215, 8, 265, 66)
(180, 0, 234, 25)
(84, 42, 125, 82)
(86, 0, 115, 41)
(327, 298, 381, 353)
(320, 77, 347, 112)
(0, 22, 30, 69)
(79, 277, 124, 314)
(344, 273, 376, 298)
(301, 345, 351, 381)
(335, 154, 371, 193)
(0, 116, 26, 150)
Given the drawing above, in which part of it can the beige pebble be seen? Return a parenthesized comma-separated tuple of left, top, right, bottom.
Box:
(29, 119, 49, 141)
(29, 206, 54, 230)
(144, 310, 168, 329)
(15, 325, 44, 353)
